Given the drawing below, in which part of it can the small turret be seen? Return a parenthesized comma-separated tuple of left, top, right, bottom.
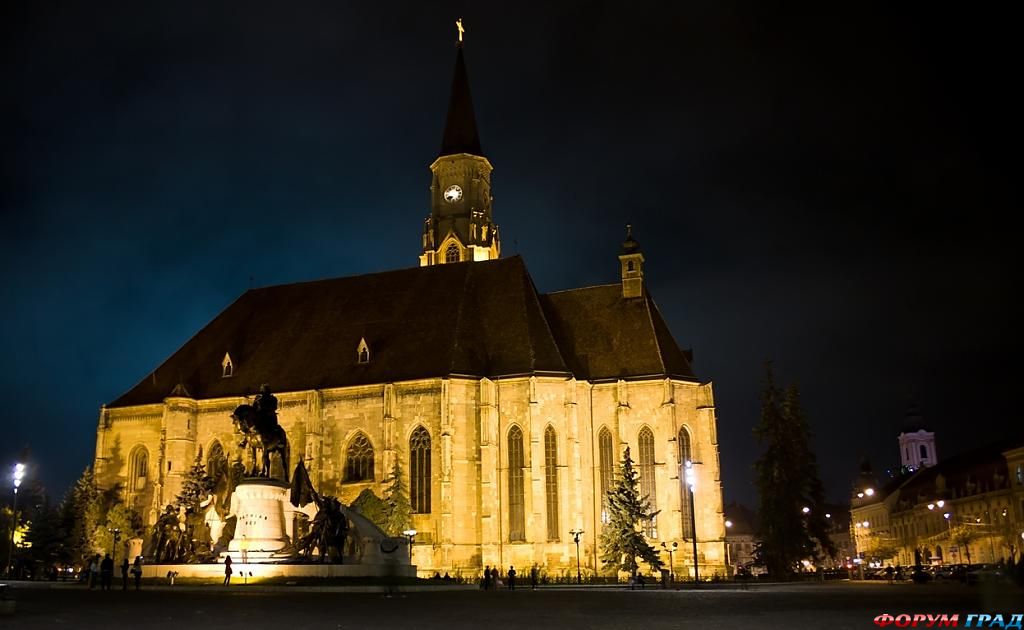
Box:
(618, 224, 645, 299)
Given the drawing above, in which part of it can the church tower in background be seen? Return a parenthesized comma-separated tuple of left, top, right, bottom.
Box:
(419, 30, 500, 266)
(897, 404, 937, 471)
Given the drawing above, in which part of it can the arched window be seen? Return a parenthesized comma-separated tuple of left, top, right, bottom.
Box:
(678, 427, 694, 538)
(920, 444, 928, 460)
(410, 426, 431, 514)
(638, 426, 657, 537)
(128, 446, 149, 493)
(357, 337, 370, 364)
(345, 433, 375, 482)
(508, 425, 526, 541)
(544, 426, 559, 541)
(598, 427, 614, 524)
(445, 242, 460, 263)
(207, 440, 227, 484)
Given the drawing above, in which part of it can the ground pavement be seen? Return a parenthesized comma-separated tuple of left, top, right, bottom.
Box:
(3, 580, 1021, 629)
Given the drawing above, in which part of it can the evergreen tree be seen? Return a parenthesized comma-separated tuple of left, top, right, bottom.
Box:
(382, 458, 413, 537)
(174, 449, 215, 515)
(66, 467, 102, 562)
(350, 488, 388, 528)
(599, 446, 664, 577)
(753, 365, 834, 576)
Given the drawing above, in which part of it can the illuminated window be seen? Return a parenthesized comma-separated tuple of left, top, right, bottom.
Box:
(357, 337, 370, 364)
(410, 426, 431, 514)
(1017, 465, 1023, 485)
(678, 427, 694, 538)
(638, 426, 657, 537)
(544, 426, 559, 541)
(508, 425, 526, 541)
(445, 243, 460, 263)
(345, 433, 375, 482)
(128, 446, 148, 493)
(598, 427, 614, 524)
(222, 352, 234, 377)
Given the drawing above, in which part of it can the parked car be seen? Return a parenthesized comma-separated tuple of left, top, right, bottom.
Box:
(965, 564, 1009, 586)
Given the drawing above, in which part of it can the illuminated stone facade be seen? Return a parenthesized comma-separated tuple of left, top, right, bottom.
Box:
(92, 42, 727, 578)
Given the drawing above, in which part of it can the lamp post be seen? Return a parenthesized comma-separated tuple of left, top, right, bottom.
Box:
(402, 528, 417, 547)
(570, 529, 584, 584)
(5, 463, 25, 578)
(661, 541, 677, 583)
(685, 460, 699, 583)
(108, 527, 122, 565)
(724, 520, 732, 573)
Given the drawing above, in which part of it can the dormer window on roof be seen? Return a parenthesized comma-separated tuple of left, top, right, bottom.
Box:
(222, 352, 234, 378)
(357, 338, 370, 364)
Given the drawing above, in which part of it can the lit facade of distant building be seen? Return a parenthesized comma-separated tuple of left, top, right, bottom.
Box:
(92, 41, 728, 577)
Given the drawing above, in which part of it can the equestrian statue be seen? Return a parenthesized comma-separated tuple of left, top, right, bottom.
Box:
(231, 383, 290, 481)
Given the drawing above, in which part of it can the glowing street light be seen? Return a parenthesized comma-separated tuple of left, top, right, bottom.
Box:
(570, 529, 584, 584)
(802, 506, 811, 514)
(402, 528, 417, 547)
(6, 462, 26, 578)
(684, 460, 699, 583)
(864, 488, 875, 497)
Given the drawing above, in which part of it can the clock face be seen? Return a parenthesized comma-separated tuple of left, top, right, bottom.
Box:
(443, 185, 463, 203)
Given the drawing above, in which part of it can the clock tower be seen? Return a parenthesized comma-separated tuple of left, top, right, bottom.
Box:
(419, 39, 500, 266)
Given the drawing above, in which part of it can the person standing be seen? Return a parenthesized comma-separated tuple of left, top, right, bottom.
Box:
(530, 565, 538, 590)
(223, 555, 233, 586)
(131, 556, 143, 591)
(88, 555, 100, 589)
(100, 554, 114, 591)
(120, 557, 129, 591)
(507, 565, 516, 591)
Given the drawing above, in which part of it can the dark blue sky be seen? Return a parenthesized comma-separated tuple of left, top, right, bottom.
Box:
(3, 2, 1018, 507)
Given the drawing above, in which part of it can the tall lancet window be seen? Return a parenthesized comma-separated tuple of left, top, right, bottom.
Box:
(508, 425, 526, 541)
(345, 433, 375, 482)
(445, 242, 460, 263)
(678, 427, 694, 538)
(544, 426, 560, 541)
(598, 427, 614, 524)
(128, 446, 148, 493)
(410, 426, 432, 514)
(222, 352, 234, 377)
(357, 337, 370, 364)
(638, 426, 657, 537)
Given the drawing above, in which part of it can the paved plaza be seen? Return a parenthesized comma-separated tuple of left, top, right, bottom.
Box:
(3, 581, 1021, 629)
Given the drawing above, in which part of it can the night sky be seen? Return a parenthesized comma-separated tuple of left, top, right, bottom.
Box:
(3, 2, 1018, 508)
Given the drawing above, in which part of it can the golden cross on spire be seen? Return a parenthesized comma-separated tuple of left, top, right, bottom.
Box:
(456, 18, 465, 43)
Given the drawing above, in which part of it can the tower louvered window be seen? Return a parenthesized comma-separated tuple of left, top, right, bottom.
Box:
(410, 426, 432, 513)
(508, 425, 526, 541)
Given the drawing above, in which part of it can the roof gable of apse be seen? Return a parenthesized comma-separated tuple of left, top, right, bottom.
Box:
(539, 285, 697, 381)
(110, 257, 569, 407)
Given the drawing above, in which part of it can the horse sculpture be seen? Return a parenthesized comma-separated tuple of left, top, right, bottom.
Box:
(231, 401, 288, 481)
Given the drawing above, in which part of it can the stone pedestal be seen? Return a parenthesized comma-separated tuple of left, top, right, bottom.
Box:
(227, 479, 292, 560)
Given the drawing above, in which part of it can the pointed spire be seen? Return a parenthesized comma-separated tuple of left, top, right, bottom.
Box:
(439, 37, 482, 157)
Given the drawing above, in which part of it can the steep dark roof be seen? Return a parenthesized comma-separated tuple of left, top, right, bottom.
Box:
(540, 285, 697, 381)
(900, 404, 930, 433)
(439, 45, 482, 157)
(110, 257, 699, 407)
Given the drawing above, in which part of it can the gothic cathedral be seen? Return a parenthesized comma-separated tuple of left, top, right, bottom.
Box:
(93, 37, 728, 578)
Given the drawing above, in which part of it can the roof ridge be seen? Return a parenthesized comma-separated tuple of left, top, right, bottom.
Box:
(642, 287, 668, 375)
(518, 260, 570, 374)
(543, 283, 620, 296)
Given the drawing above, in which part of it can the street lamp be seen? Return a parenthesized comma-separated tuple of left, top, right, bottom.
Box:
(5, 462, 25, 578)
(685, 460, 699, 583)
(724, 520, 732, 572)
(402, 528, 417, 546)
(108, 527, 122, 565)
(570, 529, 584, 584)
(661, 541, 678, 583)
